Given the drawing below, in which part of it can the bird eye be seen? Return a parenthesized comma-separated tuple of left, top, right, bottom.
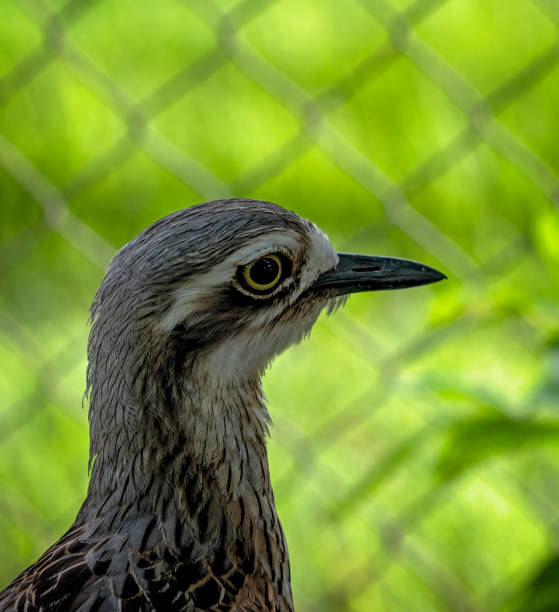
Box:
(240, 254, 285, 294)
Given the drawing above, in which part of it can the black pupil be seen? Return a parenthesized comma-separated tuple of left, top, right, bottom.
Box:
(250, 257, 280, 285)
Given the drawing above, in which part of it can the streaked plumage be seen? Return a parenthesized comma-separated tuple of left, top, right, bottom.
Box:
(0, 199, 444, 611)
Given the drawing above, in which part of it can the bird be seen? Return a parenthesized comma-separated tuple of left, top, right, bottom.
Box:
(0, 199, 445, 612)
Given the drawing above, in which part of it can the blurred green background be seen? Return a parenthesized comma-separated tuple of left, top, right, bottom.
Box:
(1, 0, 559, 610)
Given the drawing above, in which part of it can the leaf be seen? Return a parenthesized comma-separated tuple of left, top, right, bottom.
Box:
(435, 410, 559, 483)
(534, 210, 559, 268)
(507, 555, 559, 612)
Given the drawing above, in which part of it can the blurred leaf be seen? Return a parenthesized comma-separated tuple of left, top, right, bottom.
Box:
(507, 555, 559, 612)
(329, 429, 430, 519)
(436, 410, 559, 482)
(533, 342, 559, 408)
(534, 210, 559, 268)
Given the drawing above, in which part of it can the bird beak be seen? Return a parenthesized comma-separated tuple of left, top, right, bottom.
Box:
(311, 252, 446, 296)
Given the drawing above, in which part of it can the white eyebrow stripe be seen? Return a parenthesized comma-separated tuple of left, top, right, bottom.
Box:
(159, 231, 302, 331)
(158, 225, 338, 333)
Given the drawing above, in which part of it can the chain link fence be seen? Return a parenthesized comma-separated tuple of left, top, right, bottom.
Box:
(1, 0, 559, 610)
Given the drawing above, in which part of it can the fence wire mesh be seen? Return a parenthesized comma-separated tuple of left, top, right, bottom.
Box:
(1, 0, 559, 610)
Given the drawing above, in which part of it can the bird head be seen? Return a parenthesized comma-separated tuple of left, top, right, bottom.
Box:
(84, 198, 445, 500)
(89, 199, 445, 388)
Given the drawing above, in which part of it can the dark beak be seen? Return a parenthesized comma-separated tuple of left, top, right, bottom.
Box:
(311, 252, 446, 296)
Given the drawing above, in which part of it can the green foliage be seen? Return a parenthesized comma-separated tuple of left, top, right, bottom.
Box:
(1, 0, 559, 610)
(436, 409, 559, 483)
(506, 556, 559, 612)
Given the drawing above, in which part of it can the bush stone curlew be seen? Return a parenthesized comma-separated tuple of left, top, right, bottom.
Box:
(0, 199, 445, 611)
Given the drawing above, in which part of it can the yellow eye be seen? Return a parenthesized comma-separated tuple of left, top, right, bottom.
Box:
(242, 254, 283, 292)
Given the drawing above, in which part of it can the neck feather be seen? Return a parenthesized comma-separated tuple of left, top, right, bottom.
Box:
(80, 331, 293, 611)
(85, 336, 274, 518)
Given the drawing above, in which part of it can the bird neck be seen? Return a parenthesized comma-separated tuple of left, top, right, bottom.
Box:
(85, 359, 275, 515)
(82, 336, 288, 547)
(79, 358, 293, 609)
